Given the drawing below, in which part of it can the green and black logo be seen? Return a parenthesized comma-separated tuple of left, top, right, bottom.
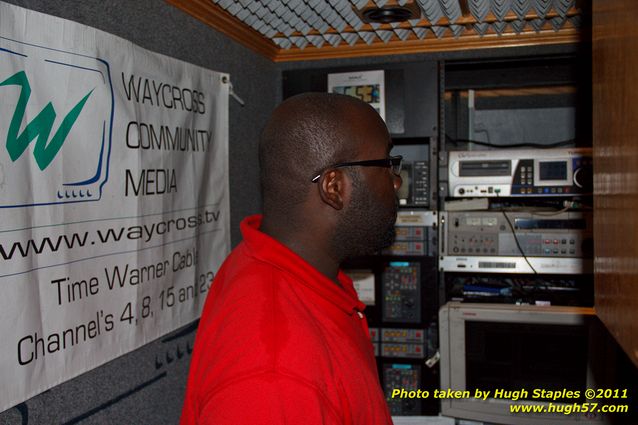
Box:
(0, 70, 93, 171)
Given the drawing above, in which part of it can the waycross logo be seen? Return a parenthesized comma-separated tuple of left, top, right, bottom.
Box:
(0, 36, 114, 208)
(0, 71, 93, 171)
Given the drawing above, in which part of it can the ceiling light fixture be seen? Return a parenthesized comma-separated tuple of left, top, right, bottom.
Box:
(356, 1, 422, 24)
(363, 7, 412, 23)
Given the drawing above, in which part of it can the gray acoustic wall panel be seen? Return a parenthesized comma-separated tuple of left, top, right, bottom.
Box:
(0, 0, 277, 423)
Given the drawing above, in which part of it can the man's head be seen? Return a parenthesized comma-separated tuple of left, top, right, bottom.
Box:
(259, 92, 402, 261)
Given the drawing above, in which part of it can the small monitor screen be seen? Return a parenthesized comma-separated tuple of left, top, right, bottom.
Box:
(539, 161, 567, 181)
(397, 165, 412, 204)
(465, 321, 588, 402)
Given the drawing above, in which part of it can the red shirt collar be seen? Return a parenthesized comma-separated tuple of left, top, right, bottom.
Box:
(240, 215, 366, 315)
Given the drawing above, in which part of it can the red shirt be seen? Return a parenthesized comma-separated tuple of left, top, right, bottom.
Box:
(181, 215, 392, 425)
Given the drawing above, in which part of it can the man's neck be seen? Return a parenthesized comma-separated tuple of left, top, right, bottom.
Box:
(260, 217, 342, 286)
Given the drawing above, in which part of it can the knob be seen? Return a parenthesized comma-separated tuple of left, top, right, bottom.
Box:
(573, 163, 593, 193)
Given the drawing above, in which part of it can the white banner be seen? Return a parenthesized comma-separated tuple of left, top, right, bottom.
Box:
(0, 2, 230, 411)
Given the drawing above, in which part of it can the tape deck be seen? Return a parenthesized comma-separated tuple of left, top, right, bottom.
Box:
(448, 148, 592, 197)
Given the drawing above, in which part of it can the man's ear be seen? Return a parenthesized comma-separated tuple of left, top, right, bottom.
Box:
(318, 169, 349, 210)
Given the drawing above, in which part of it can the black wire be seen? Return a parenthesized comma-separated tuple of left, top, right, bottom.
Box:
(445, 134, 576, 149)
(496, 192, 539, 274)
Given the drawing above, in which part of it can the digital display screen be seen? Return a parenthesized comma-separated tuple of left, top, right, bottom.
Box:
(397, 164, 411, 203)
(539, 161, 567, 181)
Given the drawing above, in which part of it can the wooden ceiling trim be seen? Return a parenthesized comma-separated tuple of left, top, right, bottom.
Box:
(273, 29, 581, 62)
(166, 0, 279, 60)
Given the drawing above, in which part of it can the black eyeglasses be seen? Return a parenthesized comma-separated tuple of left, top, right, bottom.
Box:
(311, 155, 403, 183)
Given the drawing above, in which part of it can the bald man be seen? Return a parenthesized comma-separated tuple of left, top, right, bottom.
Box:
(181, 93, 402, 425)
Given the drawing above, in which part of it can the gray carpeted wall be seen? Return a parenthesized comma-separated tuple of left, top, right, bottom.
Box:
(0, 1, 276, 423)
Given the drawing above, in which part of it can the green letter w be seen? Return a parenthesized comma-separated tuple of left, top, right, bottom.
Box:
(0, 71, 93, 170)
